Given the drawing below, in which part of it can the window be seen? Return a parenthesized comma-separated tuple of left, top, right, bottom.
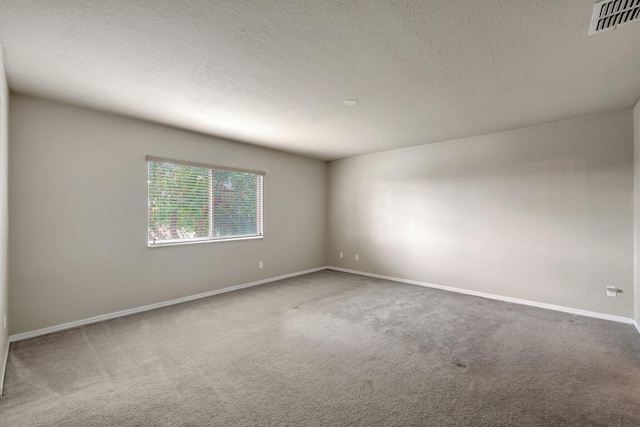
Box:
(147, 157, 264, 246)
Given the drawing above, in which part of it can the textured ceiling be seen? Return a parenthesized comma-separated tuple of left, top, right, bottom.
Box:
(0, 1, 639, 160)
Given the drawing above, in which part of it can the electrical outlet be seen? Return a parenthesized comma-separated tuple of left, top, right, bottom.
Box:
(339, 252, 344, 259)
(606, 286, 617, 297)
(355, 254, 359, 261)
(258, 261, 263, 269)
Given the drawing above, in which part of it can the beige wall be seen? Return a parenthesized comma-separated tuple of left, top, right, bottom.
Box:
(0, 47, 9, 393)
(328, 112, 634, 318)
(6, 94, 638, 336)
(9, 95, 327, 334)
(634, 99, 640, 325)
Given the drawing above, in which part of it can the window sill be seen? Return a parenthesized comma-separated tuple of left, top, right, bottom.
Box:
(148, 235, 263, 248)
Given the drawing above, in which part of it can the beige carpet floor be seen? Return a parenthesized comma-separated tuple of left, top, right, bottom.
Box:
(1, 270, 639, 426)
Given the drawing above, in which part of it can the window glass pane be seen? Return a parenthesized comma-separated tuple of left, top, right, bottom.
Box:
(213, 170, 259, 237)
(148, 162, 210, 244)
(148, 159, 263, 246)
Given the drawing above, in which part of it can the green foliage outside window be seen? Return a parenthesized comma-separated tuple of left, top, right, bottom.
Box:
(148, 160, 262, 244)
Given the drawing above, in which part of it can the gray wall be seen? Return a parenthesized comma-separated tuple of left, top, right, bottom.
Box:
(635, 99, 640, 325)
(327, 112, 634, 318)
(0, 47, 9, 393)
(9, 95, 327, 334)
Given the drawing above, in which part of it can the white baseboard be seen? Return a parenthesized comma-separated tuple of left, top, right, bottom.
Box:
(8, 266, 328, 343)
(0, 338, 8, 397)
(327, 266, 637, 326)
(7, 265, 639, 344)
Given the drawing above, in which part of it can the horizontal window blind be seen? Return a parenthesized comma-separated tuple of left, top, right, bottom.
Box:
(148, 158, 264, 246)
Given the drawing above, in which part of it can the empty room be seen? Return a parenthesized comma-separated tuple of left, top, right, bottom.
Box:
(1, 1, 640, 425)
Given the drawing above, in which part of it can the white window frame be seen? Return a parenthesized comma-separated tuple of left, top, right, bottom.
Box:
(147, 156, 264, 247)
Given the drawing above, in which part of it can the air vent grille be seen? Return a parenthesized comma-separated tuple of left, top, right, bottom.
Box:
(589, 0, 640, 35)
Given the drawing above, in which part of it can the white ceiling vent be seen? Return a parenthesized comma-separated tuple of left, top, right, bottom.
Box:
(589, 0, 640, 35)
